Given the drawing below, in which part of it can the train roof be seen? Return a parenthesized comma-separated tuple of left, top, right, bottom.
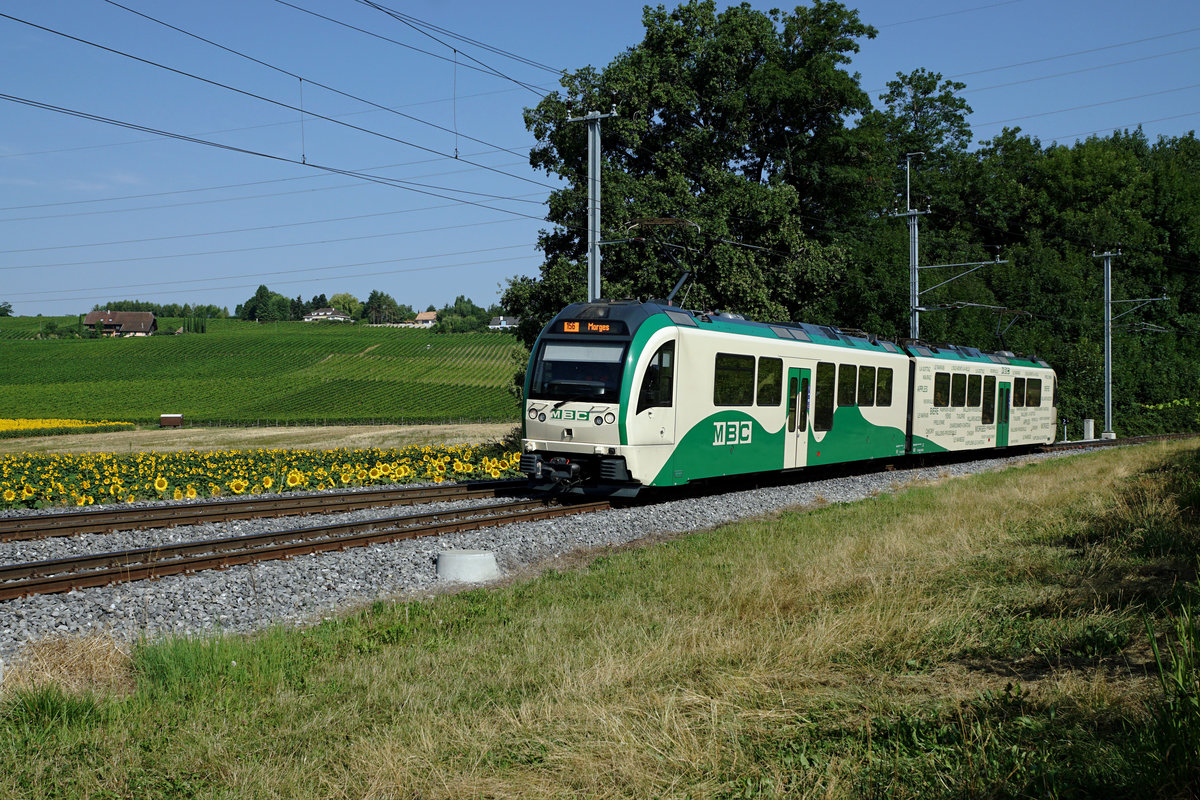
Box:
(547, 300, 1052, 370)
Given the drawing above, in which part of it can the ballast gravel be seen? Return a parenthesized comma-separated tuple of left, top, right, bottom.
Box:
(0, 450, 1093, 665)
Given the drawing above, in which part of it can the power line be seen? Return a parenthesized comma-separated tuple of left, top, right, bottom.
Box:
(950, 25, 1200, 79)
(98, 0, 532, 162)
(14, 255, 537, 304)
(0, 88, 527, 160)
(972, 82, 1200, 128)
(274, 0, 556, 93)
(0, 12, 556, 191)
(7, 218, 531, 271)
(966, 45, 1200, 93)
(880, 0, 1030, 28)
(7, 246, 533, 296)
(0, 92, 564, 228)
(1047, 111, 1200, 142)
(349, 4, 561, 74)
(354, 0, 549, 99)
(0, 150, 527, 213)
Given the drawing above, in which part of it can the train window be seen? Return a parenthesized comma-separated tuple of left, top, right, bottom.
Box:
(951, 374, 967, 407)
(713, 353, 755, 406)
(798, 377, 810, 431)
(757, 357, 783, 406)
(814, 362, 835, 431)
(933, 372, 950, 407)
(1027, 378, 1042, 407)
(837, 364, 857, 407)
(1013, 377, 1026, 407)
(876, 368, 893, 407)
(787, 376, 799, 432)
(1052, 377, 1059, 407)
(529, 341, 627, 404)
(637, 341, 675, 414)
(858, 366, 876, 407)
(967, 375, 981, 407)
(982, 376, 996, 424)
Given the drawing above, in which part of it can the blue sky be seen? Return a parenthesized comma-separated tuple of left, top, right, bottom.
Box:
(1, 0, 1197, 317)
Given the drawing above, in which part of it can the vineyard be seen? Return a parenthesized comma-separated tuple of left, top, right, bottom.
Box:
(0, 320, 525, 425)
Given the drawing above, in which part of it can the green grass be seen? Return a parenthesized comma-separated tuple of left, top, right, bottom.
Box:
(4, 441, 1200, 798)
(0, 318, 523, 424)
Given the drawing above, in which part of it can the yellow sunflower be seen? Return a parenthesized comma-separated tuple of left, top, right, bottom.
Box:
(262, 475, 274, 489)
(153, 476, 168, 492)
(2, 488, 17, 503)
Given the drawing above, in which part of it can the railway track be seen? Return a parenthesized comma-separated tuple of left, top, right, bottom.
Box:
(0, 497, 610, 601)
(4, 434, 1193, 603)
(0, 479, 523, 542)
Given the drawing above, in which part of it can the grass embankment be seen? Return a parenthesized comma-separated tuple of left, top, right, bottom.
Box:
(0, 319, 523, 425)
(3, 442, 1199, 798)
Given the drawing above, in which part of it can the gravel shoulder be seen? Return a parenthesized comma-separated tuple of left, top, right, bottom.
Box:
(0, 451, 1088, 666)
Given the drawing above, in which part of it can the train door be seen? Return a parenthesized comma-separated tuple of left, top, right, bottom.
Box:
(996, 383, 1011, 447)
(632, 339, 676, 445)
(786, 366, 812, 468)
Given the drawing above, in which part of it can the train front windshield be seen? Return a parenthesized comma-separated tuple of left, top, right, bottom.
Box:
(530, 341, 626, 404)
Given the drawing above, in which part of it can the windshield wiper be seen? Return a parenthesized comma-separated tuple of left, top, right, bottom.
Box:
(553, 394, 590, 409)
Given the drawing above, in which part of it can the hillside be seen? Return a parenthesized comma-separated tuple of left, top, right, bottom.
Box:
(0, 319, 524, 425)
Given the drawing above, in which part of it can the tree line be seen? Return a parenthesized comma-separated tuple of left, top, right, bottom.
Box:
(235, 286, 505, 333)
(91, 300, 231, 318)
(503, 0, 1199, 434)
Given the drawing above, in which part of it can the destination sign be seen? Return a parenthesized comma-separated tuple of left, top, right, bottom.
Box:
(555, 320, 628, 335)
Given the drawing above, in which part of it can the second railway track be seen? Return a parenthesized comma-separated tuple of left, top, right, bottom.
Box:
(0, 497, 610, 601)
(0, 479, 524, 542)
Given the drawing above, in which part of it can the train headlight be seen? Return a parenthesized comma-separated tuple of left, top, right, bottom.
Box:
(594, 415, 604, 426)
(527, 408, 538, 420)
(604, 412, 616, 424)
(538, 413, 546, 422)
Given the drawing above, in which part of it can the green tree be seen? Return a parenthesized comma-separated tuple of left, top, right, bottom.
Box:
(504, 0, 879, 344)
(433, 295, 490, 333)
(238, 285, 291, 322)
(0, 301, 11, 317)
(329, 293, 363, 319)
(362, 290, 402, 324)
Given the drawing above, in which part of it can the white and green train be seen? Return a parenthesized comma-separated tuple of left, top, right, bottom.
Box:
(519, 300, 1057, 495)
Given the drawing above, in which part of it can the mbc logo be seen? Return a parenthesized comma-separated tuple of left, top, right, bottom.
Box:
(550, 409, 590, 421)
(713, 420, 753, 446)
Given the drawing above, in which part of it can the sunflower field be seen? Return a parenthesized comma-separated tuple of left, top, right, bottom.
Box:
(0, 443, 522, 508)
(0, 418, 135, 439)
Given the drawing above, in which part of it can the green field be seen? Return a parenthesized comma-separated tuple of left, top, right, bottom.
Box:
(0, 319, 524, 425)
(3, 441, 1198, 798)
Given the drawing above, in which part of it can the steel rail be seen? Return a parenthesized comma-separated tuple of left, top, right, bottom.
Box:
(0, 479, 524, 542)
(0, 498, 610, 600)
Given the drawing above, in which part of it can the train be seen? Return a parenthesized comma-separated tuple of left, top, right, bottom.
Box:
(518, 299, 1057, 496)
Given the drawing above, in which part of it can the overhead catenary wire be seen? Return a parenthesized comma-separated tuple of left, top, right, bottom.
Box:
(0, 87, 528, 161)
(7, 218, 533, 271)
(0, 12, 557, 191)
(0, 154, 531, 220)
(6, 245, 534, 296)
(353, 0, 552, 99)
(98, 0, 534, 162)
(0, 92, 572, 231)
(13, 255, 538, 304)
(274, 0, 556, 93)
(972, 82, 1200, 128)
